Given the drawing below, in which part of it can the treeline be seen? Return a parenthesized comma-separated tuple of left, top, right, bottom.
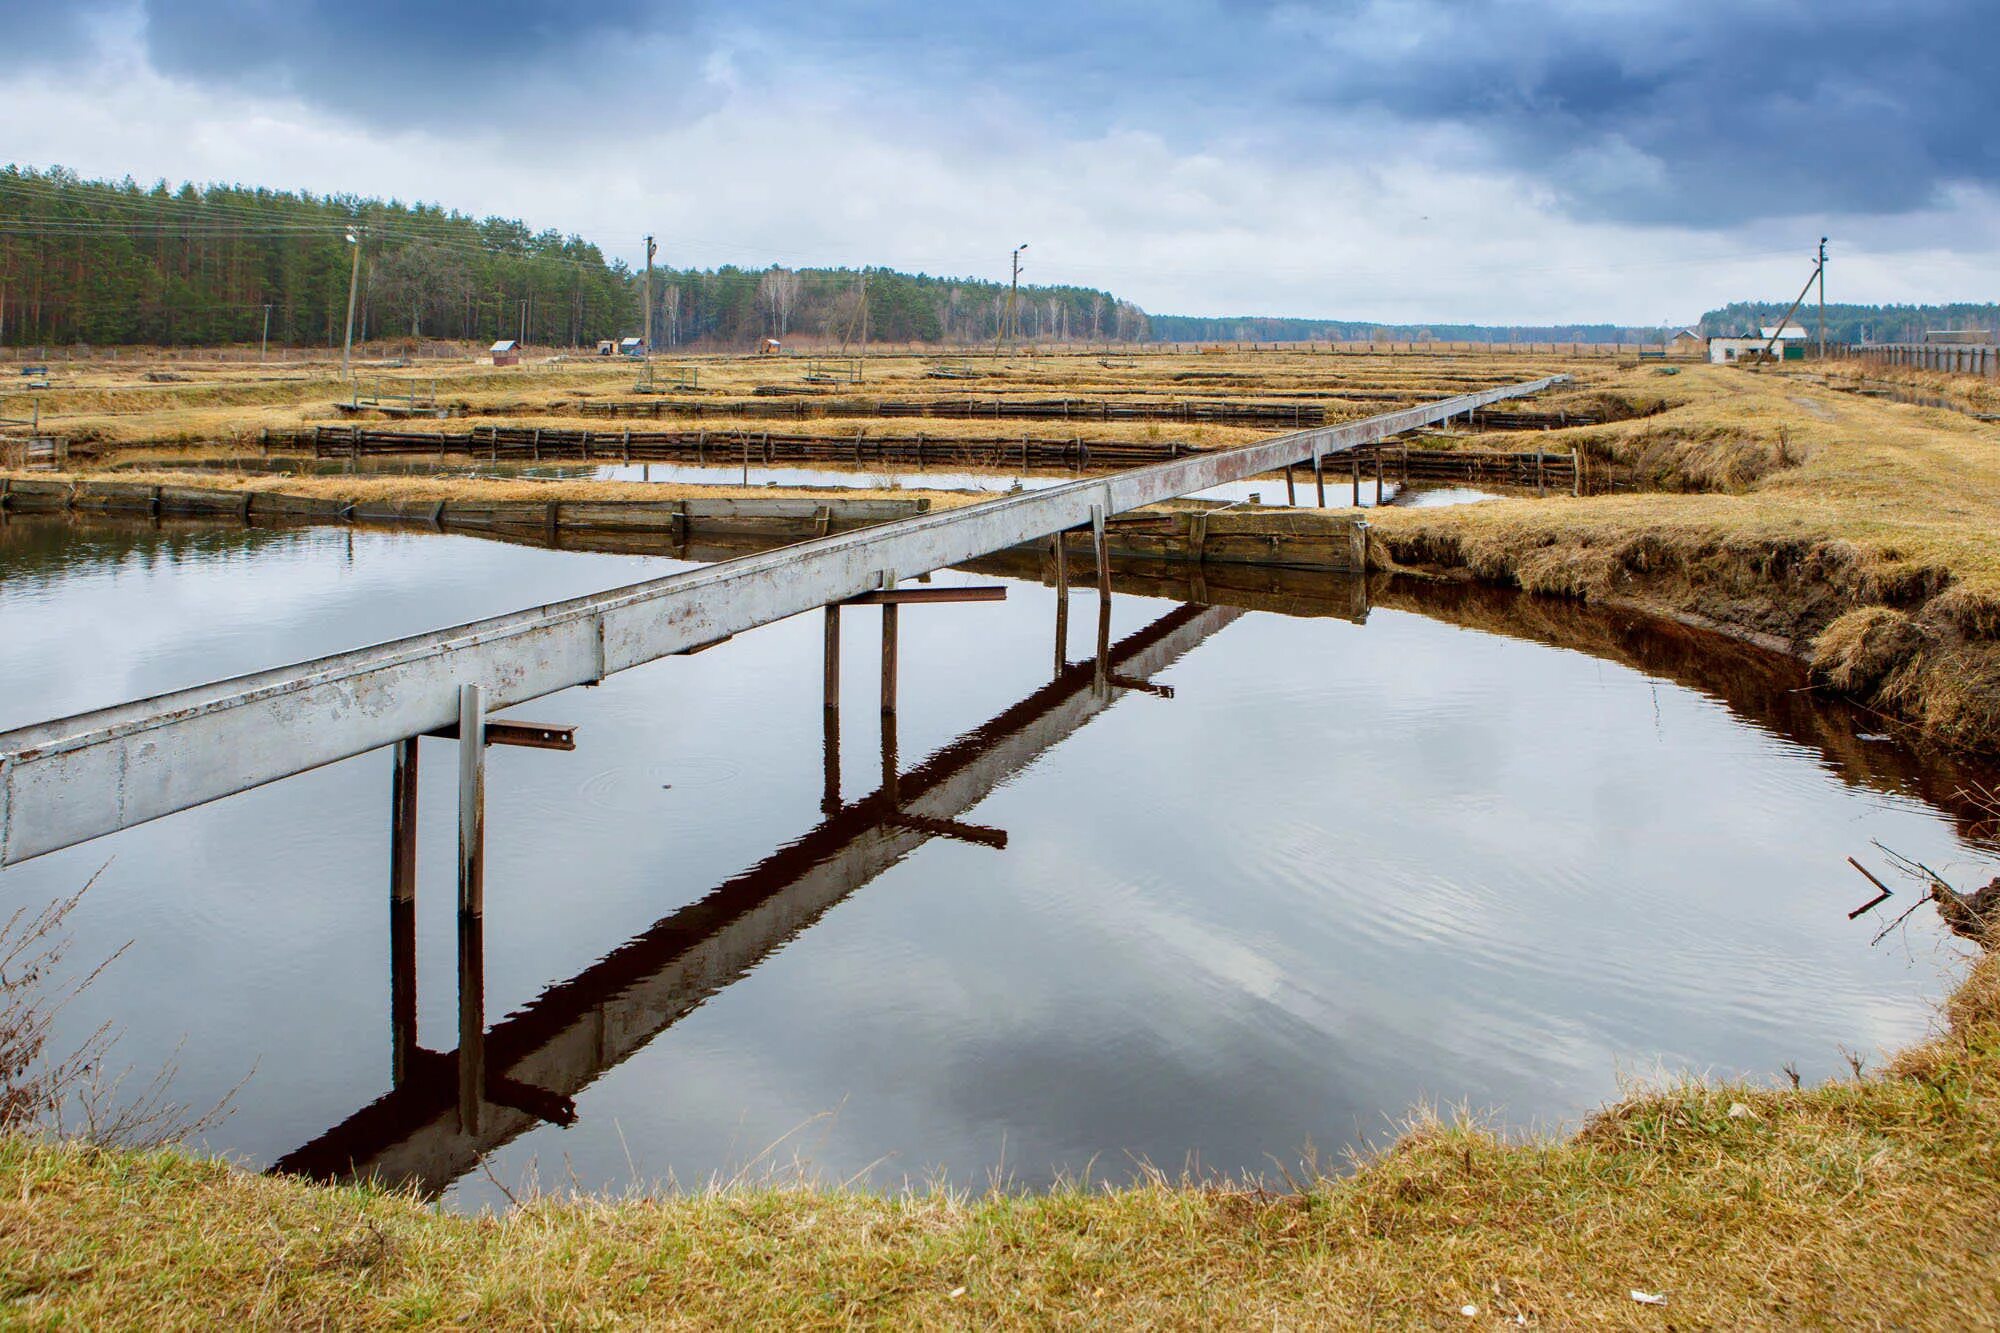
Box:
(641, 266, 1145, 349)
(0, 167, 1145, 350)
(1147, 315, 1672, 344)
(0, 167, 629, 348)
(1699, 301, 2000, 345)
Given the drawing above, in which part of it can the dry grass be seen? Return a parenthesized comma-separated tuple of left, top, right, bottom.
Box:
(1368, 362, 2000, 748)
(0, 944, 1993, 1327)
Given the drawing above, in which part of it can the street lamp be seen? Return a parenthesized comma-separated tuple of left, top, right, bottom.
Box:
(341, 229, 362, 381)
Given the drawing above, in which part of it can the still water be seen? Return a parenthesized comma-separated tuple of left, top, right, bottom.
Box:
(0, 515, 1986, 1209)
(121, 454, 1479, 507)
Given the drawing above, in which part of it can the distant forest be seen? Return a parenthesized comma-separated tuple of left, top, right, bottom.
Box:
(1146, 315, 1673, 344)
(7, 169, 1993, 351)
(1697, 301, 2000, 344)
(0, 167, 1141, 349)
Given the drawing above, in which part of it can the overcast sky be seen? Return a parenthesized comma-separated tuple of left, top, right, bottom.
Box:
(4, 0, 1997, 324)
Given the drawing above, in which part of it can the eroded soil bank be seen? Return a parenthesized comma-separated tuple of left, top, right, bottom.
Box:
(1367, 363, 2000, 752)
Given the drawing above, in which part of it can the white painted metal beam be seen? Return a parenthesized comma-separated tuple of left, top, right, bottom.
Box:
(0, 376, 1562, 865)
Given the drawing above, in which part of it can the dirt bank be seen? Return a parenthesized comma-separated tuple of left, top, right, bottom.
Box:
(1368, 364, 2000, 751)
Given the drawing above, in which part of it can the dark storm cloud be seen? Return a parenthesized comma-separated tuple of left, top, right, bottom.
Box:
(1280, 0, 2000, 222)
(6, 0, 716, 129)
(10, 0, 1994, 225)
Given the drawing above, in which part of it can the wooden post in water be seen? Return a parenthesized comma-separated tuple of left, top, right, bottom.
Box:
(390, 737, 418, 1087)
(1351, 454, 1362, 507)
(1312, 452, 1326, 507)
(1374, 451, 1385, 505)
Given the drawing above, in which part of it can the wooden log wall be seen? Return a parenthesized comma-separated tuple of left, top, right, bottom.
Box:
(1358, 444, 1579, 489)
(263, 425, 1199, 470)
(0, 477, 927, 541)
(571, 396, 1331, 426)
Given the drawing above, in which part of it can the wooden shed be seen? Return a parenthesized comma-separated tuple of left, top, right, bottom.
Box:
(490, 339, 521, 367)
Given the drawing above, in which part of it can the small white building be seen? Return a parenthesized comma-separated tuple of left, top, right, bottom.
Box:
(1709, 326, 1808, 363)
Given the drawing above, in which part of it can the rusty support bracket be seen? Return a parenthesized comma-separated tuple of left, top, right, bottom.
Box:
(672, 634, 734, 656)
(842, 586, 1007, 606)
(427, 719, 577, 751)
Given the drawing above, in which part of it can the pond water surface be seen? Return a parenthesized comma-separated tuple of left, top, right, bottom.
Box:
(0, 514, 1987, 1209)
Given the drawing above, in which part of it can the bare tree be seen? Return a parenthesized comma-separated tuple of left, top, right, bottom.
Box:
(370, 242, 470, 341)
(756, 267, 801, 338)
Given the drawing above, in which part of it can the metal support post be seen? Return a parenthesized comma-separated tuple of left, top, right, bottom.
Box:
(822, 604, 841, 812)
(456, 684, 485, 1134)
(1052, 531, 1070, 677)
(823, 604, 841, 710)
(390, 737, 418, 1086)
(1092, 505, 1112, 690)
(880, 603, 898, 716)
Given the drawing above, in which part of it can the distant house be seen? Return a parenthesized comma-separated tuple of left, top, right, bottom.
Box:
(595, 339, 617, 356)
(490, 339, 521, 367)
(1709, 326, 1808, 364)
(1670, 328, 1705, 358)
(619, 337, 646, 357)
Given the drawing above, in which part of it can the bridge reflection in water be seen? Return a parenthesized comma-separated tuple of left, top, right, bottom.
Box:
(274, 596, 1246, 1197)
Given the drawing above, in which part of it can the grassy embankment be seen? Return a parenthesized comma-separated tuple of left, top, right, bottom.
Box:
(1368, 363, 2000, 751)
(2, 948, 1995, 1326)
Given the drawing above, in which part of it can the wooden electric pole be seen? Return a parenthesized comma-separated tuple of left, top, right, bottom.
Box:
(642, 234, 656, 356)
(1000, 242, 1028, 351)
(1817, 236, 1828, 359)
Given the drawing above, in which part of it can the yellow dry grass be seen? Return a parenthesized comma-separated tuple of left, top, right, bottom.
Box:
(1, 947, 1995, 1328)
(1368, 362, 2000, 748)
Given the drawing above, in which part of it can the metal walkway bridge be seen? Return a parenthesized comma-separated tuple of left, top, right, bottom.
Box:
(0, 374, 1559, 871)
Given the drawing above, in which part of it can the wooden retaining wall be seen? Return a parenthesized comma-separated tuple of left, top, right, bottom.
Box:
(0, 478, 928, 540)
(0, 477, 1368, 573)
(262, 424, 1197, 470)
(572, 396, 1331, 427)
(1357, 443, 1580, 491)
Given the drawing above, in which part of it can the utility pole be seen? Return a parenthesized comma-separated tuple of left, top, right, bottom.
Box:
(1753, 248, 1824, 368)
(260, 303, 272, 364)
(340, 229, 362, 381)
(1817, 236, 1828, 359)
(1001, 242, 1028, 350)
(642, 234, 656, 356)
